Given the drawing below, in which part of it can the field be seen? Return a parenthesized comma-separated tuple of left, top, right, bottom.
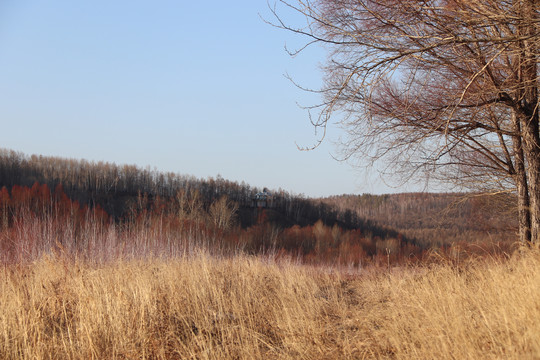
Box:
(0, 154, 533, 358)
(2, 249, 540, 359)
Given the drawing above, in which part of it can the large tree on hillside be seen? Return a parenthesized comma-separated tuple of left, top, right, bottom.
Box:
(270, 0, 540, 243)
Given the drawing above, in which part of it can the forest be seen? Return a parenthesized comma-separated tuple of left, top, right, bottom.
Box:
(0, 148, 516, 266)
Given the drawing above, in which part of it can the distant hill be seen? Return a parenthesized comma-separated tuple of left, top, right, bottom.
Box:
(322, 193, 517, 247)
(0, 148, 517, 264)
(0, 148, 399, 236)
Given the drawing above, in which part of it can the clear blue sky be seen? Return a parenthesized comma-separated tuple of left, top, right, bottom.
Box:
(0, 1, 419, 197)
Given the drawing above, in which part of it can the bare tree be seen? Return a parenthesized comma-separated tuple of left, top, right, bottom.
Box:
(209, 196, 239, 231)
(269, 0, 540, 243)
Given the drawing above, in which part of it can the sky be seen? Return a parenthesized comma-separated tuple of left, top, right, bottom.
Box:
(0, 1, 421, 197)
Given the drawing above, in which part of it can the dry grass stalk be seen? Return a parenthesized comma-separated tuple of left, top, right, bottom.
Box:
(0, 250, 539, 359)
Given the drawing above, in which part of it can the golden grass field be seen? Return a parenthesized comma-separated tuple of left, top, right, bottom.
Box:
(1, 250, 540, 359)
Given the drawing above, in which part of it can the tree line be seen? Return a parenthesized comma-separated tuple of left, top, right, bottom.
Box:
(0, 148, 515, 265)
(323, 192, 517, 248)
(0, 148, 384, 231)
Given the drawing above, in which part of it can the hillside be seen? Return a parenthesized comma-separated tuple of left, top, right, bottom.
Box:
(0, 148, 396, 232)
(0, 148, 517, 264)
(323, 193, 517, 247)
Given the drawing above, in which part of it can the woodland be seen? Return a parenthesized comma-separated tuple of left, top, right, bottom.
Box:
(0, 148, 516, 266)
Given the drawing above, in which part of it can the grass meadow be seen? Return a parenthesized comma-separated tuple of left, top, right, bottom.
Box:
(1, 248, 540, 359)
(0, 184, 535, 359)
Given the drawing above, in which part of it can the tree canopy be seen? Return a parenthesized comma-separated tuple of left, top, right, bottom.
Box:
(271, 0, 540, 243)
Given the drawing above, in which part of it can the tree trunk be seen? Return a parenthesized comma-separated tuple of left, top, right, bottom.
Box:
(519, 106, 540, 244)
(517, 0, 539, 242)
(513, 112, 532, 243)
(524, 132, 540, 243)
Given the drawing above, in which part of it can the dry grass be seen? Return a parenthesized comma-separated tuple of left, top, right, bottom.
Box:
(1, 250, 540, 359)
